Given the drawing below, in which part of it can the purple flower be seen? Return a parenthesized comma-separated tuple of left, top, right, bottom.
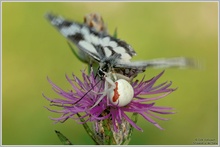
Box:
(44, 69, 176, 132)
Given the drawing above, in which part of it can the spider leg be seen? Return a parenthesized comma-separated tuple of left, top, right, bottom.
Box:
(105, 76, 117, 106)
(90, 75, 116, 109)
(114, 73, 133, 82)
(110, 68, 133, 82)
(88, 75, 113, 95)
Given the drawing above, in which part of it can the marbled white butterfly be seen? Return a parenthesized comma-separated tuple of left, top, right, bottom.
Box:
(45, 13, 197, 107)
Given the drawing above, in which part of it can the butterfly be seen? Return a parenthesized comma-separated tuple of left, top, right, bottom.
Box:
(46, 13, 196, 78)
(45, 13, 197, 107)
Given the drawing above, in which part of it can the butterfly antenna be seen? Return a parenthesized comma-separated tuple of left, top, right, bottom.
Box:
(72, 79, 102, 105)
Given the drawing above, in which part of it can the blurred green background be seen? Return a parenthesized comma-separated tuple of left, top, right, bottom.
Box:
(2, 2, 218, 145)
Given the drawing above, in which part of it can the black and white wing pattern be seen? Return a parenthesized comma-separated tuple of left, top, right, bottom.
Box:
(45, 13, 136, 64)
(46, 13, 198, 78)
(114, 57, 197, 77)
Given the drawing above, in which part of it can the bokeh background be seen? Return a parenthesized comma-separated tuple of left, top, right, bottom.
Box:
(2, 2, 218, 145)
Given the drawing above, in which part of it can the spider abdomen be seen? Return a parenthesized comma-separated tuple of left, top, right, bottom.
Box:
(109, 79, 134, 107)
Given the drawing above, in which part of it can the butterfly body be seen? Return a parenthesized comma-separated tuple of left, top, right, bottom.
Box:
(46, 13, 197, 79)
(46, 13, 198, 107)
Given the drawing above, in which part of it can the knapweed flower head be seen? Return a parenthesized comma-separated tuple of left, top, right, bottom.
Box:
(44, 68, 176, 134)
(44, 12, 198, 145)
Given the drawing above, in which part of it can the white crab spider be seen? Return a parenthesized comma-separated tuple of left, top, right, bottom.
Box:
(90, 72, 134, 108)
(108, 78, 134, 107)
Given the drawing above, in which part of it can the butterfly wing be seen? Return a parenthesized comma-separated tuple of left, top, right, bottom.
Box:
(114, 57, 199, 77)
(45, 13, 136, 64)
(46, 13, 199, 79)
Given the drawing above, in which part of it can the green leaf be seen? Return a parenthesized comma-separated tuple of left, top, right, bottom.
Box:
(113, 28, 118, 39)
(76, 113, 100, 145)
(131, 112, 139, 124)
(67, 41, 87, 64)
(67, 41, 100, 75)
(55, 130, 73, 145)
